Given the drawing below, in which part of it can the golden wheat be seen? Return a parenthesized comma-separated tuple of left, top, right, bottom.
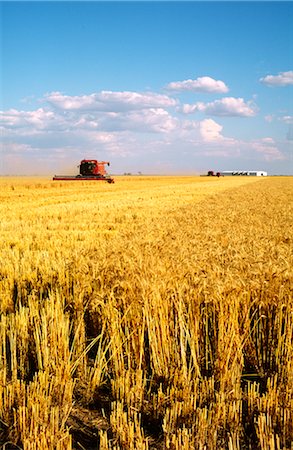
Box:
(0, 175, 292, 449)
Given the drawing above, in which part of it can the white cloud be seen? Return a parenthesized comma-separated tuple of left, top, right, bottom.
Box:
(199, 119, 224, 142)
(260, 71, 293, 87)
(1, 86, 290, 175)
(112, 108, 178, 133)
(181, 97, 256, 117)
(0, 108, 68, 136)
(91, 132, 115, 144)
(166, 76, 229, 93)
(280, 115, 293, 124)
(181, 104, 199, 114)
(45, 90, 177, 111)
(0, 108, 55, 129)
(251, 138, 285, 161)
(1, 106, 178, 145)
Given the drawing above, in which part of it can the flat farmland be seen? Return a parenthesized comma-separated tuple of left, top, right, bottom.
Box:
(0, 176, 292, 449)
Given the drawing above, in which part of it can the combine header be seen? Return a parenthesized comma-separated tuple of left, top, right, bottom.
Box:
(53, 159, 114, 183)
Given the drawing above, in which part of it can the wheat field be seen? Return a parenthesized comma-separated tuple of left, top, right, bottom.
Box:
(0, 175, 292, 450)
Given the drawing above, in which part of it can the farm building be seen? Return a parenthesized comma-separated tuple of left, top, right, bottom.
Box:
(221, 171, 267, 176)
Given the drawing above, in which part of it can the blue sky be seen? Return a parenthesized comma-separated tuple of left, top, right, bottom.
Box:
(1, 1, 292, 175)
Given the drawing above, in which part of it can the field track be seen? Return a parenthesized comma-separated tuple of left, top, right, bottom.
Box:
(0, 176, 292, 449)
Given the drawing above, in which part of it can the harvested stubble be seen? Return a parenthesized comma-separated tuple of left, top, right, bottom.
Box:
(0, 176, 292, 450)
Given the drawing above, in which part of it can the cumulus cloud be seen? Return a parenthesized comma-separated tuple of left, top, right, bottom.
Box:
(102, 108, 179, 134)
(166, 76, 229, 93)
(0, 108, 56, 130)
(199, 119, 224, 142)
(181, 97, 257, 117)
(45, 90, 177, 111)
(251, 138, 285, 161)
(260, 71, 293, 87)
(1, 85, 290, 175)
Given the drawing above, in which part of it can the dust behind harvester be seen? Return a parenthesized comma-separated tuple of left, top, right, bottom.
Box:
(53, 159, 115, 183)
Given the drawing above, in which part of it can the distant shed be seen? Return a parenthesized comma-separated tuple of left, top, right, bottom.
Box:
(221, 171, 267, 176)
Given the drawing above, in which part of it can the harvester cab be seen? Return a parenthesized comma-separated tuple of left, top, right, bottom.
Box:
(79, 160, 97, 176)
(79, 159, 109, 177)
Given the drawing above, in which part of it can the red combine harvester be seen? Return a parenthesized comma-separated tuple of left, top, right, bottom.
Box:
(53, 159, 114, 183)
(207, 170, 221, 177)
